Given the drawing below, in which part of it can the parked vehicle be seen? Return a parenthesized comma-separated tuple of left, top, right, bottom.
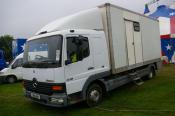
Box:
(12, 38, 26, 59)
(0, 53, 23, 83)
(0, 50, 7, 71)
(22, 3, 161, 107)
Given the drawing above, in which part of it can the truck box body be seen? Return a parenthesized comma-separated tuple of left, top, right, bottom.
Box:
(99, 4, 161, 74)
(12, 38, 27, 59)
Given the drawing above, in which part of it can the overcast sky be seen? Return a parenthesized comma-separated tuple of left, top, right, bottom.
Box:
(0, 0, 174, 38)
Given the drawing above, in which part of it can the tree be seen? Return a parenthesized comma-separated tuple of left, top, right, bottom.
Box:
(0, 35, 13, 62)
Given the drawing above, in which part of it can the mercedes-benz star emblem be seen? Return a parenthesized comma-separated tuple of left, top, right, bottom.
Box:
(32, 78, 38, 88)
(33, 82, 38, 88)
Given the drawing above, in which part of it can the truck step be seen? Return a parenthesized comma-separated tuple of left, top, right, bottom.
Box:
(129, 72, 144, 86)
(133, 77, 141, 81)
(132, 77, 144, 86)
(129, 72, 137, 76)
(134, 81, 144, 86)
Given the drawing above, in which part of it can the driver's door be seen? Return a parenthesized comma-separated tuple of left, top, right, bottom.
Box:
(64, 35, 94, 94)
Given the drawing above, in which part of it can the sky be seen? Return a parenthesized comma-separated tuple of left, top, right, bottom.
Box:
(0, 0, 174, 38)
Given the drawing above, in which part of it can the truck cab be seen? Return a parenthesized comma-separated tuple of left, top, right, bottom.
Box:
(0, 53, 23, 83)
(0, 50, 7, 71)
(23, 29, 110, 107)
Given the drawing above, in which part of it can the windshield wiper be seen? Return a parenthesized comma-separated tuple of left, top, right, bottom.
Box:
(23, 62, 36, 68)
(40, 60, 57, 64)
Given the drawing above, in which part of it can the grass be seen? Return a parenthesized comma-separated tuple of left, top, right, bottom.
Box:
(0, 64, 175, 116)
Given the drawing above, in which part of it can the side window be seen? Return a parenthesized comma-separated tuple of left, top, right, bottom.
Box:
(17, 58, 23, 67)
(12, 58, 23, 68)
(67, 35, 90, 63)
(133, 22, 140, 32)
(12, 60, 19, 68)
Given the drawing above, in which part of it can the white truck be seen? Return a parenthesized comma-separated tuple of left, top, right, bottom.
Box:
(0, 53, 23, 83)
(22, 3, 161, 107)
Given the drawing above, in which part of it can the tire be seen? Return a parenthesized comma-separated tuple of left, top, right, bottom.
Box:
(86, 83, 103, 107)
(147, 67, 156, 79)
(7, 76, 17, 84)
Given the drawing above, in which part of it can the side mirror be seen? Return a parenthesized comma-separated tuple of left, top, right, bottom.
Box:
(65, 60, 72, 65)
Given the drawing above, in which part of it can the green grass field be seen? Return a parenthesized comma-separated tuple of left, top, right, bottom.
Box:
(0, 65, 175, 116)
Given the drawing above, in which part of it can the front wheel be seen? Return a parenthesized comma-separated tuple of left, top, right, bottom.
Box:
(7, 76, 17, 84)
(86, 84, 103, 107)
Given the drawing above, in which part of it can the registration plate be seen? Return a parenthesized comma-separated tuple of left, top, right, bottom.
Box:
(31, 92, 40, 100)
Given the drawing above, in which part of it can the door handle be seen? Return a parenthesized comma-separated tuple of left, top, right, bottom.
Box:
(88, 67, 94, 70)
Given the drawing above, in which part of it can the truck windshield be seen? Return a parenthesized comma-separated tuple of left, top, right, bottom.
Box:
(23, 35, 62, 68)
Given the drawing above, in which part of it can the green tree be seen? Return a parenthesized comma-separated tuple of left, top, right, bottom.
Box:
(0, 35, 13, 62)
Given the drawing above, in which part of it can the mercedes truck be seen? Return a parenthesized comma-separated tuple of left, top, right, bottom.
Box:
(22, 3, 161, 107)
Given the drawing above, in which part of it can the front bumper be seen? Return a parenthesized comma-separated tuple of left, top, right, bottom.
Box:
(24, 90, 68, 107)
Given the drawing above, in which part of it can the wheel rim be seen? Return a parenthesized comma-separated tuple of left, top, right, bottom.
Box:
(149, 72, 153, 78)
(89, 90, 100, 102)
(8, 78, 15, 83)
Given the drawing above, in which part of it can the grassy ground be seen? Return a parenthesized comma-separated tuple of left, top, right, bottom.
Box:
(0, 65, 175, 116)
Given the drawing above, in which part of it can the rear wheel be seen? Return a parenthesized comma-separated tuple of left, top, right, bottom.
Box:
(7, 76, 17, 84)
(86, 83, 103, 107)
(147, 67, 156, 79)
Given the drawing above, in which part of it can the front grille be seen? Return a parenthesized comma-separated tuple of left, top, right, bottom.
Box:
(23, 80, 66, 95)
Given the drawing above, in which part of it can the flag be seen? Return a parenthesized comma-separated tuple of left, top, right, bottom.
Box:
(161, 35, 175, 63)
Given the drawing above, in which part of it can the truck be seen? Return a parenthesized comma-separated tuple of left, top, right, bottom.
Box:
(22, 3, 161, 107)
(0, 53, 23, 83)
(12, 38, 27, 59)
(0, 50, 7, 71)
